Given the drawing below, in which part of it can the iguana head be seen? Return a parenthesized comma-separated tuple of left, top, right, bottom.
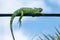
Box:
(34, 8, 43, 12)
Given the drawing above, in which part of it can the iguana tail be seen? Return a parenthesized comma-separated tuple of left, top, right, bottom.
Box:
(10, 13, 18, 40)
(18, 11, 23, 28)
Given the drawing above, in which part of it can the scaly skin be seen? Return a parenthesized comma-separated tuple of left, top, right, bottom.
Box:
(10, 7, 43, 40)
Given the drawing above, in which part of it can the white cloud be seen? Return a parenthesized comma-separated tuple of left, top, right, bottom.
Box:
(14, 30, 29, 40)
(0, 0, 52, 13)
(0, 0, 23, 13)
(0, 17, 29, 40)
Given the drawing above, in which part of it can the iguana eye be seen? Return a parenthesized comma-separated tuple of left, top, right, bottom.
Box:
(39, 8, 43, 12)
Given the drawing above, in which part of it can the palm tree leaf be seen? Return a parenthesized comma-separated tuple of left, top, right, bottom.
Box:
(48, 34, 55, 40)
(55, 27, 60, 35)
(42, 33, 50, 40)
(38, 36, 43, 40)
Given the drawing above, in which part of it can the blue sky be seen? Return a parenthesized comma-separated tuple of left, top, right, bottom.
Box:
(0, 0, 60, 40)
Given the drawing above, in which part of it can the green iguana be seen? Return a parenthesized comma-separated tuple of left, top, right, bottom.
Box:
(10, 7, 43, 40)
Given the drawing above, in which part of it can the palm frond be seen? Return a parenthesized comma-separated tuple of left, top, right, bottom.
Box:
(48, 34, 55, 40)
(55, 27, 60, 35)
(42, 33, 50, 40)
(38, 36, 43, 40)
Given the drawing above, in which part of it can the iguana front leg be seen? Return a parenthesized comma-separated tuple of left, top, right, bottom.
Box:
(18, 11, 23, 28)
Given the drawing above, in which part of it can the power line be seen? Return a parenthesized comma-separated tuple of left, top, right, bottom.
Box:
(0, 14, 60, 17)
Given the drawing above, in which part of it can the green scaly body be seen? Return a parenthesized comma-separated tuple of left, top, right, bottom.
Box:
(10, 7, 43, 40)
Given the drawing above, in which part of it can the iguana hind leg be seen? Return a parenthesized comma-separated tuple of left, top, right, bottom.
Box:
(18, 11, 23, 28)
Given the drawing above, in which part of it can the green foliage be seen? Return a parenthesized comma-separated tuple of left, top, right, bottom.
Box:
(32, 27, 60, 40)
(40, 27, 60, 40)
(39, 36, 43, 40)
(48, 34, 55, 40)
(42, 33, 50, 40)
(55, 27, 60, 40)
